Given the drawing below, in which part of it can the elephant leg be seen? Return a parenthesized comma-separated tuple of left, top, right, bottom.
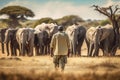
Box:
(76, 43, 81, 56)
(21, 44, 26, 56)
(25, 45, 29, 56)
(77, 47, 81, 57)
(6, 42, 9, 56)
(47, 45, 50, 55)
(13, 47, 17, 56)
(77, 37, 84, 56)
(93, 43, 99, 57)
(10, 43, 14, 56)
(85, 38, 90, 56)
(44, 46, 47, 55)
(35, 46, 39, 56)
(93, 46, 99, 57)
(30, 46, 33, 56)
(17, 45, 21, 56)
(35, 46, 38, 56)
(42, 46, 44, 55)
(105, 41, 109, 56)
(72, 42, 77, 56)
(111, 45, 118, 56)
(29, 41, 34, 56)
(70, 41, 73, 57)
(14, 47, 17, 56)
(1, 42, 4, 54)
(88, 43, 94, 56)
(19, 43, 22, 56)
(101, 48, 105, 56)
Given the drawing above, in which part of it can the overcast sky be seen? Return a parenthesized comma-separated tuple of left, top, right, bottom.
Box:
(0, 0, 120, 20)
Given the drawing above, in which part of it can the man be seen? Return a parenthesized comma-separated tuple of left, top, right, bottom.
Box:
(50, 25, 70, 71)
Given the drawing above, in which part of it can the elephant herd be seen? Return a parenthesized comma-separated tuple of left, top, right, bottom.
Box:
(0, 23, 118, 57)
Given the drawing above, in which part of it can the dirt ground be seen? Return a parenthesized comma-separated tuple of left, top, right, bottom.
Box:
(0, 42, 120, 80)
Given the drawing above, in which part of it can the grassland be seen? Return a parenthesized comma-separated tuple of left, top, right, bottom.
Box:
(0, 42, 120, 80)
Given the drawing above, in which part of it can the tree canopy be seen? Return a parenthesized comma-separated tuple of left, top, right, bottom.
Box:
(0, 5, 34, 18)
(0, 5, 35, 28)
(33, 17, 57, 27)
(56, 15, 84, 27)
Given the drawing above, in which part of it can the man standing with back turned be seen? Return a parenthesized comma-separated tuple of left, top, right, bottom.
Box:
(50, 25, 70, 72)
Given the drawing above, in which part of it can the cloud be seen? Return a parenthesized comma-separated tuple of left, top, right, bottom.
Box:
(0, 14, 9, 19)
(3, 0, 112, 20)
(103, 0, 114, 7)
(102, 0, 120, 7)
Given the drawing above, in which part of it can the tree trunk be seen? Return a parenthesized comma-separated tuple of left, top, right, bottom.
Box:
(111, 21, 119, 56)
(9, 15, 21, 28)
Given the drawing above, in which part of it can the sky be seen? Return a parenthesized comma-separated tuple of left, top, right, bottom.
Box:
(0, 0, 120, 20)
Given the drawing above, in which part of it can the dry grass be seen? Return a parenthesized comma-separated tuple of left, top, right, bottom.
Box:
(0, 56, 120, 80)
(0, 71, 120, 80)
(0, 42, 120, 80)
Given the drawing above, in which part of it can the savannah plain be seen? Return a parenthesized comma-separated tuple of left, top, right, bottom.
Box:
(0, 42, 120, 80)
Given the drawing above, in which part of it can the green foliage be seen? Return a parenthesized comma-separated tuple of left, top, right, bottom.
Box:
(19, 20, 37, 28)
(0, 19, 10, 28)
(33, 17, 57, 27)
(100, 19, 111, 26)
(0, 5, 35, 28)
(32, 15, 84, 28)
(0, 5, 34, 17)
(83, 20, 101, 29)
(56, 15, 84, 27)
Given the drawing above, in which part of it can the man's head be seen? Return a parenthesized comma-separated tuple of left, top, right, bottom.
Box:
(58, 26, 63, 31)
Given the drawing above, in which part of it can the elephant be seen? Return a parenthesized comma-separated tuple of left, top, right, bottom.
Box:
(66, 24, 86, 56)
(16, 28, 34, 56)
(34, 30, 49, 55)
(0, 28, 8, 54)
(4, 28, 20, 56)
(85, 24, 115, 56)
(34, 23, 58, 54)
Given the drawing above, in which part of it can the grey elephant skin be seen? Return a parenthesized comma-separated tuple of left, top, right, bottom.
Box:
(16, 28, 34, 56)
(4, 28, 20, 56)
(85, 24, 116, 57)
(66, 24, 86, 56)
(34, 23, 58, 55)
(34, 30, 49, 55)
(0, 28, 8, 54)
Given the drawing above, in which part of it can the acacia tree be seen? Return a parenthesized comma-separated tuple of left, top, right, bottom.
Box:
(0, 5, 35, 28)
(93, 5, 120, 55)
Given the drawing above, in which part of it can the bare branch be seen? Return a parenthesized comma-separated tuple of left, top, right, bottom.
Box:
(92, 5, 111, 17)
(113, 5, 120, 14)
(109, 6, 114, 19)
